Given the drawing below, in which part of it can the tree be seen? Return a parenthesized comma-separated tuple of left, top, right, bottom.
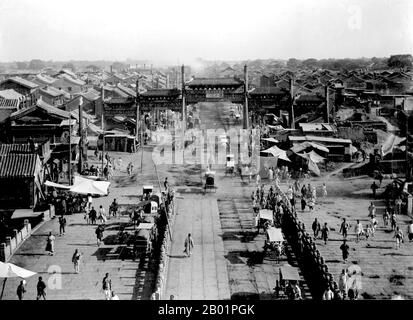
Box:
(62, 63, 75, 71)
(16, 61, 28, 69)
(302, 58, 318, 69)
(28, 59, 45, 70)
(387, 54, 413, 70)
(287, 58, 301, 69)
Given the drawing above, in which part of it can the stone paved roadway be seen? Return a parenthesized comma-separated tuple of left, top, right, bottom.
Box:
(164, 195, 231, 300)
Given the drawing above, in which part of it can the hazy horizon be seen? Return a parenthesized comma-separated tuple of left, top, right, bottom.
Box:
(0, 0, 412, 65)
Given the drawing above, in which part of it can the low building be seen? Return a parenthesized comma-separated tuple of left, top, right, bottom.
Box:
(0, 153, 43, 209)
(0, 77, 39, 107)
(298, 123, 337, 136)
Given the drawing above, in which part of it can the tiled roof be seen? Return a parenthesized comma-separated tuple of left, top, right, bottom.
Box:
(250, 87, 286, 95)
(0, 109, 14, 123)
(58, 74, 86, 86)
(0, 89, 24, 100)
(11, 99, 70, 120)
(40, 86, 65, 98)
(2, 76, 38, 89)
(141, 89, 180, 97)
(186, 78, 243, 87)
(0, 144, 32, 155)
(117, 84, 137, 97)
(0, 154, 39, 178)
(35, 74, 56, 85)
(296, 94, 324, 102)
(81, 89, 100, 101)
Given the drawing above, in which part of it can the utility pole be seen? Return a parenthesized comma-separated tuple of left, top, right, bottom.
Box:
(243, 65, 249, 129)
(101, 86, 105, 176)
(68, 112, 72, 185)
(325, 85, 330, 124)
(135, 78, 140, 151)
(78, 96, 84, 173)
(290, 77, 295, 129)
(181, 64, 186, 130)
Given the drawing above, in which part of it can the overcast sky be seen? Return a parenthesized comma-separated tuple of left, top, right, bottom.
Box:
(0, 0, 412, 64)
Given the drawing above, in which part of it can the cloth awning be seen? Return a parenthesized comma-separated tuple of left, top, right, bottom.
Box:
(266, 227, 284, 242)
(0, 262, 37, 278)
(69, 176, 110, 196)
(44, 180, 71, 189)
(297, 151, 326, 164)
(262, 138, 279, 143)
(11, 209, 44, 219)
(261, 146, 290, 162)
(291, 141, 329, 153)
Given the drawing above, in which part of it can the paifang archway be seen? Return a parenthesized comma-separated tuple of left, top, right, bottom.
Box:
(138, 65, 291, 130)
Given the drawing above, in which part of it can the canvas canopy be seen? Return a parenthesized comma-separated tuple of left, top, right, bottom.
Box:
(261, 146, 290, 162)
(291, 141, 329, 153)
(262, 137, 279, 143)
(44, 181, 71, 189)
(69, 176, 110, 196)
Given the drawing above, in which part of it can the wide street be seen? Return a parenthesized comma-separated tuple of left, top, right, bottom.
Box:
(3, 102, 413, 300)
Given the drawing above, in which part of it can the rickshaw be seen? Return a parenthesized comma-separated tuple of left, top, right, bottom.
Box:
(225, 154, 235, 176)
(128, 228, 152, 260)
(264, 227, 285, 262)
(204, 171, 216, 193)
(278, 264, 302, 299)
(255, 209, 274, 233)
(142, 185, 153, 200)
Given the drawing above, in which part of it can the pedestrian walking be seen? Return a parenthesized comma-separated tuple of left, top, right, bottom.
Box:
(36, 277, 47, 300)
(395, 197, 402, 215)
(16, 280, 26, 300)
(368, 202, 376, 218)
(268, 167, 274, 181)
(338, 270, 348, 299)
(301, 196, 306, 211)
(109, 199, 118, 218)
(102, 273, 112, 300)
(72, 248, 82, 273)
(383, 208, 390, 228)
(340, 240, 350, 263)
(96, 225, 104, 246)
(164, 177, 169, 191)
(321, 223, 329, 245)
(312, 218, 321, 239)
(308, 197, 315, 211)
(45, 232, 55, 255)
(84, 206, 90, 224)
(394, 226, 404, 250)
(407, 221, 413, 242)
(355, 220, 364, 242)
(87, 193, 93, 210)
(58, 215, 66, 236)
(184, 233, 194, 257)
(390, 212, 397, 231)
(322, 182, 327, 198)
(371, 181, 378, 198)
(117, 157, 122, 172)
(98, 205, 107, 224)
(339, 218, 349, 239)
(89, 206, 97, 225)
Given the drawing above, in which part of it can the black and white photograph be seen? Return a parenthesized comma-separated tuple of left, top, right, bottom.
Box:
(0, 0, 412, 305)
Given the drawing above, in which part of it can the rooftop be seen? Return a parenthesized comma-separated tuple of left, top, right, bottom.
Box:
(2, 76, 39, 90)
(141, 89, 181, 97)
(186, 77, 243, 87)
(0, 154, 40, 178)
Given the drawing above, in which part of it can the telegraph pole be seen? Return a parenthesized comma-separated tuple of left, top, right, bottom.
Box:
(290, 77, 295, 129)
(101, 86, 105, 176)
(243, 65, 249, 129)
(68, 112, 72, 185)
(181, 64, 186, 130)
(78, 96, 84, 173)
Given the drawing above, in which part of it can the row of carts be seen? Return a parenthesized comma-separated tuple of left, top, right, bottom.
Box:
(255, 208, 304, 297)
